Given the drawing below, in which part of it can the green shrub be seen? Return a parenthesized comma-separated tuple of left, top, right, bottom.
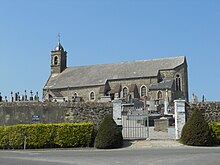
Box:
(0, 126, 9, 148)
(210, 122, 220, 145)
(54, 123, 93, 147)
(0, 122, 94, 149)
(181, 109, 213, 146)
(7, 125, 27, 149)
(26, 124, 55, 148)
(94, 114, 123, 149)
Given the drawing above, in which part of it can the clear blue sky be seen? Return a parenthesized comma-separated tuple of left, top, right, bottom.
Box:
(0, 0, 219, 101)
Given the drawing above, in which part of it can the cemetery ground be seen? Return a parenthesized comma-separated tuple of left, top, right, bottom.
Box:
(0, 143, 219, 165)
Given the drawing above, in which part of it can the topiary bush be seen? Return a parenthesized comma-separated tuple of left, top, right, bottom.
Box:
(94, 114, 123, 149)
(181, 109, 213, 146)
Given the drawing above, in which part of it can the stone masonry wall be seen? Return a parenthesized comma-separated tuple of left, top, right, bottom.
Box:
(0, 102, 112, 128)
(188, 102, 220, 123)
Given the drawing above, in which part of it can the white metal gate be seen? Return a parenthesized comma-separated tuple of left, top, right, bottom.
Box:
(122, 114, 147, 140)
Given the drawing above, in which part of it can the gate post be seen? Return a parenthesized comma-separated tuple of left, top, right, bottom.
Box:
(144, 96, 150, 140)
(113, 100, 122, 126)
(174, 99, 186, 140)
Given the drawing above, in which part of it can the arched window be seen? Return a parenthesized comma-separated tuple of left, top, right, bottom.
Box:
(157, 91, 163, 99)
(90, 91, 95, 101)
(122, 87, 128, 98)
(175, 73, 181, 91)
(140, 85, 147, 97)
(54, 56, 58, 65)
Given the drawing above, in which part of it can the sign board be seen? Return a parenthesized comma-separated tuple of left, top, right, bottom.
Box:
(177, 104, 185, 112)
(32, 115, 40, 121)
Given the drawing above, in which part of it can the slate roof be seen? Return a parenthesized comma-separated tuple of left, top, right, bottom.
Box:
(44, 56, 185, 90)
(149, 79, 174, 90)
(52, 91, 63, 97)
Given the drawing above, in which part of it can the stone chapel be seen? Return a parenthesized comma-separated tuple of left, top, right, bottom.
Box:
(43, 41, 188, 103)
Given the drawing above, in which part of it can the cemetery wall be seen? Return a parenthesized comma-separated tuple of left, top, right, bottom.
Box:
(188, 102, 220, 123)
(0, 102, 112, 128)
(0, 101, 219, 128)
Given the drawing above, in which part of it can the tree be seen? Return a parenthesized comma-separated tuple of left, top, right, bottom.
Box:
(181, 109, 213, 146)
(94, 114, 123, 149)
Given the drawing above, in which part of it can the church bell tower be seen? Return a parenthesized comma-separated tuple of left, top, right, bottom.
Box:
(50, 37, 67, 74)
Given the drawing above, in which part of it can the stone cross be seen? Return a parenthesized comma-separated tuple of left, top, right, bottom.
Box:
(24, 90, 28, 101)
(10, 92, 14, 102)
(30, 90, 33, 101)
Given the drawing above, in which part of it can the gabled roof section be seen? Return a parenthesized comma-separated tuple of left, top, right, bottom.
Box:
(44, 56, 186, 90)
(52, 91, 63, 97)
(149, 79, 174, 90)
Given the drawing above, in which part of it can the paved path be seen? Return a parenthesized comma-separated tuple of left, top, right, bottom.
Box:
(148, 127, 175, 140)
(124, 139, 183, 149)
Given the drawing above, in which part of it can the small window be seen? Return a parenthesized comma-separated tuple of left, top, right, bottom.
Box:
(90, 91, 95, 100)
(54, 56, 58, 65)
(140, 86, 147, 97)
(157, 91, 163, 99)
(175, 73, 181, 91)
(122, 87, 128, 98)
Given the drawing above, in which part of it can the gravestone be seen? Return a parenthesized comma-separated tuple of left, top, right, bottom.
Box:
(154, 118, 169, 132)
(15, 92, 19, 101)
(34, 92, 39, 101)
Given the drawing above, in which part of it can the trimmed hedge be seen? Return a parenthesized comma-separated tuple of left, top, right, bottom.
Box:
(181, 109, 213, 146)
(0, 123, 93, 149)
(210, 122, 220, 145)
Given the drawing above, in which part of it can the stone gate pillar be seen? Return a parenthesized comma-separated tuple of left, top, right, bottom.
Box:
(174, 99, 186, 140)
(113, 100, 122, 126)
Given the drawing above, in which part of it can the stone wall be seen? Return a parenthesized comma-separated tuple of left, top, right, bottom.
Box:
(0, 102, 112, 128)
(188, 102, 220, 123)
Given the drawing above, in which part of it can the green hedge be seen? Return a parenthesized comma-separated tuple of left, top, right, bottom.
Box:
(210, 122, 220, 145)
(0, 123, 93, 149)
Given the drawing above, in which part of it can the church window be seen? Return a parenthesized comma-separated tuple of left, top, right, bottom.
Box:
(90, 91, 95, 101)
(122, 87, 128, 98)
(157, 91, 163, 99)
(140, 85, 147, 97)
(175, 73, 181, 91)
(54, 56, 59, 65)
